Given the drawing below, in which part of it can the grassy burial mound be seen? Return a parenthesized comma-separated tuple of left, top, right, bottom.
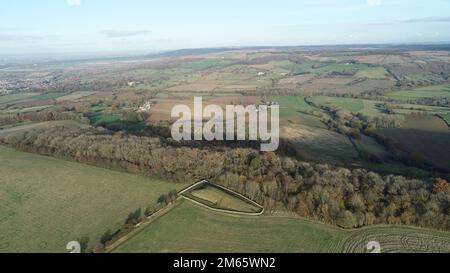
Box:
(114, 201, 450, 253)
(180, 181, 264, 215)
(0, 146, 188, 253)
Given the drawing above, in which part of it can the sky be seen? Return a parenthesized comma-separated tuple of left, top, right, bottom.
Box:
(1, 0, 450, 56)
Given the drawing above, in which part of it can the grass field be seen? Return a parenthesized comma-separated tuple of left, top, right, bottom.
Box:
(267, 96, 328, 128)
(29, 92, 66, 101)
(114, 201, 347, 253)
(181, 183, 263, 214)
(114, 201, 450, 253)
(88, 111, 121, 126)
(438, 113, 450, 125)
(178, 59, 228, 71)
(0, 146, 188, 253)
(386, 84, 450, 101)
(312, 96, 364, 113)
(0, 93, 37, 105)
(355, 67, 389, 79)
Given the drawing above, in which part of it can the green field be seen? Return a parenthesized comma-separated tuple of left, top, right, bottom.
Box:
(312, 96, 364, 113)
(114, 201, 450, 253)
(0, 93, 37, 105)
(438, 113, 450, 125)
(114, 201, 347, 253)
(386, 84, 450, 101)
(267, 96, 328, 128)
(0, 146, 188, 253)
(88, 111, 121, 125)
(179, 59, 228, 71)
(355, 67, 389, 79)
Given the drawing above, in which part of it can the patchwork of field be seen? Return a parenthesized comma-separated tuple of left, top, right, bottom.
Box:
(0, 146, 188, 253)
(2, 49, 450, 254)
(114, 201, 450, 253)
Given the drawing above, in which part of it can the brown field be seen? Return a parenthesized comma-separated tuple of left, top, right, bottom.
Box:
(407, 51, 450, 62)
(149, 99, 194, 123)
(86, 91, 115, 101)
(209, 96, 262, 105)
(220, 83, 265, 91)
(377, 115, 450, 171)
(149, 96, 263, 122)
(150, 96, 263, 122)
(280, 125, 359, 165)
(401, 115, 449, 132)
(115, 91, 141, 102)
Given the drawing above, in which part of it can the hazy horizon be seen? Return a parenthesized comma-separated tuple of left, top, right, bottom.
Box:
(2, 0, 450, 56)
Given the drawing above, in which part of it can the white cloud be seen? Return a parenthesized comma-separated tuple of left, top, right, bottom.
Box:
(66, 0, 81, 7)
(100, 30, 152, 38)
(367, 0, 382, 6)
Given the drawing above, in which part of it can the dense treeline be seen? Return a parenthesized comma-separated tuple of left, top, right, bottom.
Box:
(1, 126, 449, 231)
(0, 111, 88, 127)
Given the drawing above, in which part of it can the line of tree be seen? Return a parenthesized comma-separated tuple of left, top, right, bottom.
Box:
(0, 110, 88, 127)
(94, 189, 179, 253)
